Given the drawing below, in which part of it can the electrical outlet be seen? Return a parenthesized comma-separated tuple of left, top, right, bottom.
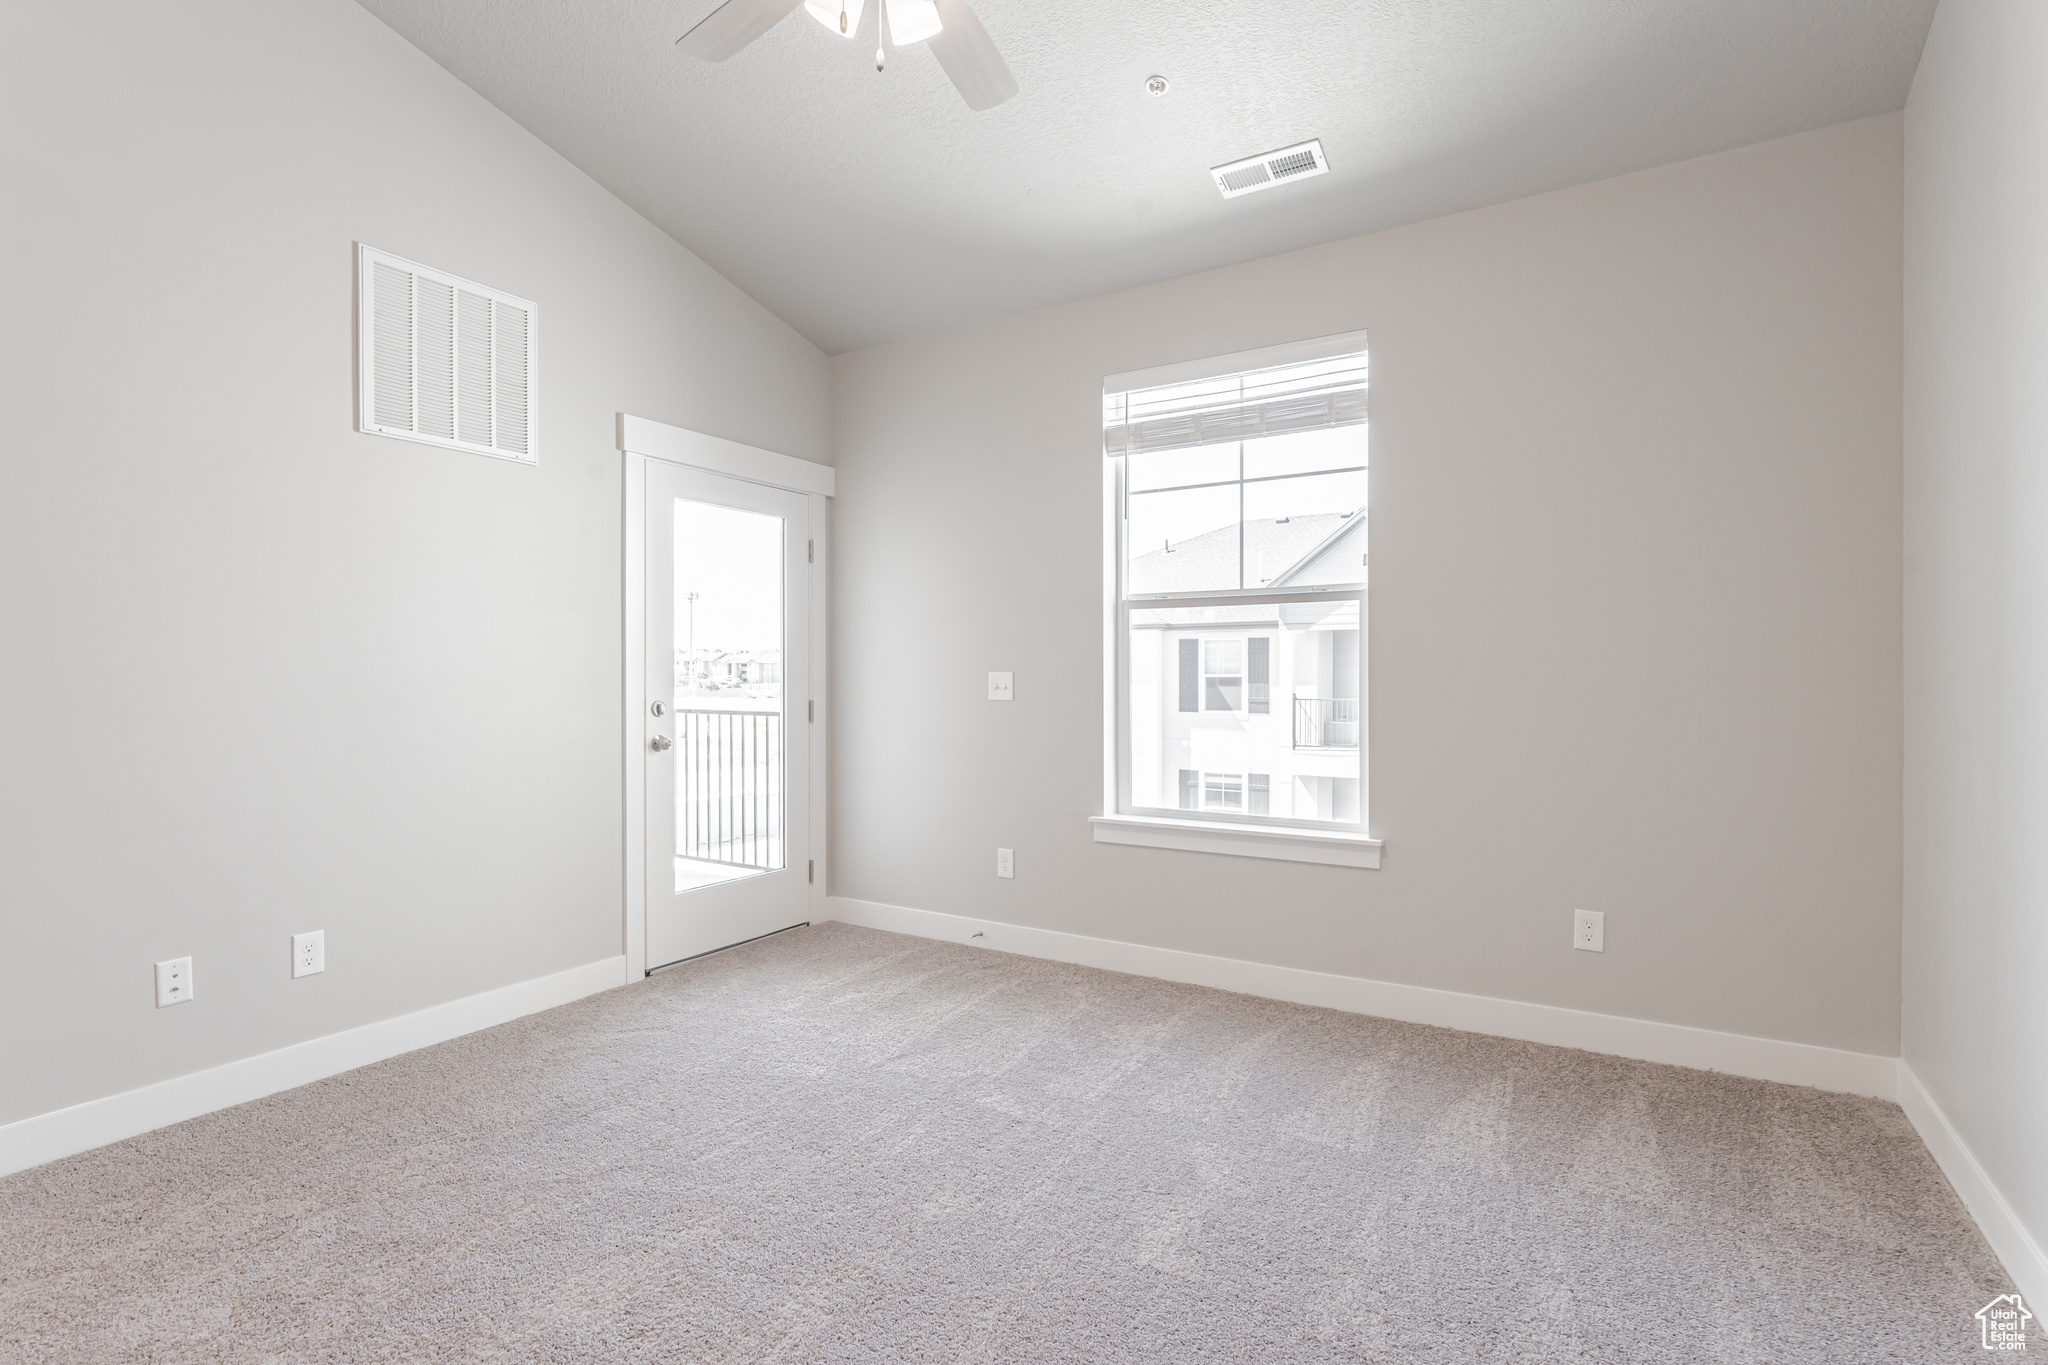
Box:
(155, 957, 194, 1008)
(1574, 909, 1605, 953)
(996, 847, 1014, 879)
(291, 930, 326, 978)
(988, 671, 1014, 701)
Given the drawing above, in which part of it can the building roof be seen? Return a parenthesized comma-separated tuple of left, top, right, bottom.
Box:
(1129, 512, 1363, 594)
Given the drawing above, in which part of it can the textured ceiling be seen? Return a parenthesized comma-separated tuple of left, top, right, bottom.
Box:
(358, 0, 1935, 354)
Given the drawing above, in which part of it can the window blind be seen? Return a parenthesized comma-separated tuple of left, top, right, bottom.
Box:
(1104, 350, 1367, 458)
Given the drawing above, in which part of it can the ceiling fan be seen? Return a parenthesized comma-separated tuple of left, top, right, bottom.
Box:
(676, 0, 1018, 111)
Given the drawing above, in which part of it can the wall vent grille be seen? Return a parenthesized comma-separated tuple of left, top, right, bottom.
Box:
(357, 244, 536, 464)
(1210, 139, 1330, 200)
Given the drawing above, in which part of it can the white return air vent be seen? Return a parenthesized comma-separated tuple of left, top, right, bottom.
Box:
(1210, 139, 1330, 200)
(356, 244, 536, 464)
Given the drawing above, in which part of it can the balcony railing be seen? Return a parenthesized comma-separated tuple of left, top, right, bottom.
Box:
(677, 709, 783, 870)
(1293, 696, 1359, 750)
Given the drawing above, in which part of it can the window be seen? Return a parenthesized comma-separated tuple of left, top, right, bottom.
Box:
(1203, 772, 1244, 811)
(1101, 333, 1373, 857)
(1204, 640, 1243, 711)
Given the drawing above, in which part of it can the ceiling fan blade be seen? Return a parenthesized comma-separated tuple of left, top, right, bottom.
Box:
(926, 0, 1017, 110)
(676, 0, 806, 61)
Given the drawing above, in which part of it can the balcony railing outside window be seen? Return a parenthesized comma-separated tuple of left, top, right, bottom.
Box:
(1293, 696, 1359, 750)
(677, 709, 783, 870)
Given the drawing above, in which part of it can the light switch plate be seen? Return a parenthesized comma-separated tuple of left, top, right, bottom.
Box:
(988, 672, 1014, 701)
(155, 956, 194, 1008)
(292, 930, 326, 978)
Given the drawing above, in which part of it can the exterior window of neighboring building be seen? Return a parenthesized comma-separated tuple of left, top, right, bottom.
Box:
(1203, 640, 1243, 711)
(1106, 335, 1368, 835)
(1203, 772, 1244, 810)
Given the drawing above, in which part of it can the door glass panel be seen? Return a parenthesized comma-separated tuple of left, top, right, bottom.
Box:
(674, 498, 784, 893)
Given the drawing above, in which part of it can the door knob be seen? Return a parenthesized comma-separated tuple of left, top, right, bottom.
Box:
(650, 734, 673, 752)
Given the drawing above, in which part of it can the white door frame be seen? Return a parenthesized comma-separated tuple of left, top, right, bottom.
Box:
(619, 413, 833, 983)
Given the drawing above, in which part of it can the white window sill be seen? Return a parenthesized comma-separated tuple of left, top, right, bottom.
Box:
(1089, 815, 1382, 869)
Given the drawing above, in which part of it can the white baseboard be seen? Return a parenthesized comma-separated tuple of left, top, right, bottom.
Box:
(1898, 1061, 2048, 1307)
(822, 896, 1898, 1100)
(0, 955, 629, 1179)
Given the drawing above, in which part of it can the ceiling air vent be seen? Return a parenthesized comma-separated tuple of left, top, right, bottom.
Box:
(1210, 139, 1330, 200)
(356, 244, 536, 464)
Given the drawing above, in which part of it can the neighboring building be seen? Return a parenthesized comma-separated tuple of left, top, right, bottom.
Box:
(1128, 510, 1366, 824)
(1130, 510, 1365, 595)
(676, 647, 783, 699)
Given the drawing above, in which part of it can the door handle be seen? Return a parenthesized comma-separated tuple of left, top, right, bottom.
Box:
(650, 735, 673, 752)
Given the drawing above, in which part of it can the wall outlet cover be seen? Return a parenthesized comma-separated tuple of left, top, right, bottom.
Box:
(996, 847, 1015, 878)
(155, 957, 194, 1008)
(1574, 909, 1605, 953)
(292, 930, 326, 978)
(988, 671, 1014, 701)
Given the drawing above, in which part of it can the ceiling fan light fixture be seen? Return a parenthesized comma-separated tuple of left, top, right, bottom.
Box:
(803, 0, 867, 36)
(883, 0, 943, 45)
(679, 0, 1012, 110)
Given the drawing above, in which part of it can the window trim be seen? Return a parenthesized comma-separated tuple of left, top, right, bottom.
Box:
(1101, 449, 1381, 869)
(1089, 813, 1382, 869)
(1104, 328, 1372, 399)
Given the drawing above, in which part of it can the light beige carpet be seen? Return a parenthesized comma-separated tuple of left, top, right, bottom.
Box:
(0, 923, 2029, 1362)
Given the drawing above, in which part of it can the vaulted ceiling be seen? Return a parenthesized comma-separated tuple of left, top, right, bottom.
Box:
(358, 0, 1936, 354)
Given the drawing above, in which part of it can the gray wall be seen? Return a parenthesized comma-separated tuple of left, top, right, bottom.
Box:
(831, 115, 1904, 1055)
(1903, 0, 2048, 1273)
(0, 0, 827, 1127)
